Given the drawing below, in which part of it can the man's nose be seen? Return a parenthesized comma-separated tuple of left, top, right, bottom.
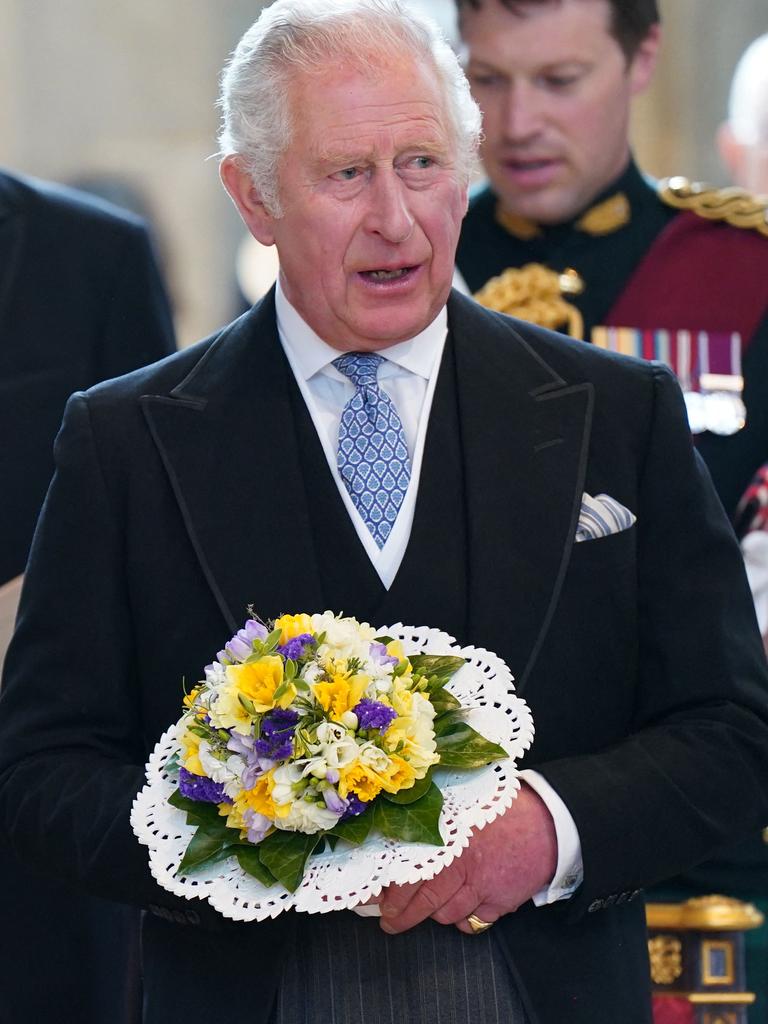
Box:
(500, 80, 544, 143)
(364, 172, 415, 244)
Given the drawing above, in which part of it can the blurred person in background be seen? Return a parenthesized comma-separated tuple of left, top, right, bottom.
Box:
(455, 0, 768, 525)
(454, 0, 768, 1014)
(0, 166, 175, 1022)
(718, 33, 768, 196)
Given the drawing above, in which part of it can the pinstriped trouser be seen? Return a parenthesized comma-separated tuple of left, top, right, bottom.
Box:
(269, 912, 528, 1024)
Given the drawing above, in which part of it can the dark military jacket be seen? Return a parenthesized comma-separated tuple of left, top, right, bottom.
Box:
(457, 159, 768, 522)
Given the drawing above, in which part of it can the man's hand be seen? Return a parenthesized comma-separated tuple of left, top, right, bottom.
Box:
(378, 781, 558, 935)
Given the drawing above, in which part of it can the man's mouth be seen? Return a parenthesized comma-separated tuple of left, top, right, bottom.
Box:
(360, 266, 416, 282)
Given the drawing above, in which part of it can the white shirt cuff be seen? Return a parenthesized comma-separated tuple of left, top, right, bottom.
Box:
(519, 769, 583, 905)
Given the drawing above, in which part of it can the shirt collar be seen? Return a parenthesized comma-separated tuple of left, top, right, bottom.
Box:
(275, 277, 447, 383)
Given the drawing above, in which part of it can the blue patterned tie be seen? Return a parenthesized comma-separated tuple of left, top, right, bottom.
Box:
(333, 353, 411, 549)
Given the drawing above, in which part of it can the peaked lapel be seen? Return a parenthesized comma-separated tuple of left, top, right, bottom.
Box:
(448, 292, 593, 691)
(0, 173, 24, 337)
(140, 289, 325, 633)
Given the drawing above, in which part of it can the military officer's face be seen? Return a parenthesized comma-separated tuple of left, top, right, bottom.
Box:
(461, 0, 659, 224)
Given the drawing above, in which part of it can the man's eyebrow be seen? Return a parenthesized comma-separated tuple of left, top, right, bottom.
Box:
(315, 138, 449, 169)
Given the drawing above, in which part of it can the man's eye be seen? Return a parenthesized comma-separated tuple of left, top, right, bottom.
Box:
(332, 167, 360, 181)
(542, 74, 580, 89)
(411, 156, 434, 170)
(468, 72, 505, 89)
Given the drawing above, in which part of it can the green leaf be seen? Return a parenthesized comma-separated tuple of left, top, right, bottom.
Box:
(381, 770, 434, 805)
(238, 693, 258, 716)
(428, 687, 461, 713)
(285, 659, 297, 681)
(257, 830, 322, 892)
(326, 806, 375, 845)
(168, 790, 232, 832)
(177, 828, 228, 875)
(435, 721, 508, 768)
(234, 846, 278, 887)
(409, 654, 466, 688)
(373, 635, 395, 645)
(263, 628, 283, 653)
(373, 783, 444, 846)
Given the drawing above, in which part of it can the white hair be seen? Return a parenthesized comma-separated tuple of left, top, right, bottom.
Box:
(728, 33, 768, 147)
(218, 0, 482, 216)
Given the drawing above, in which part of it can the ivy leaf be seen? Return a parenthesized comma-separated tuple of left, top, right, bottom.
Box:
(435, 720, 508, 768)
(409, 654, 466, 688)
(373, 783, 444, 846)
(177, 827, 229, 875)
(234, 846, 278, 887)
(168, 789, 230, 832)
(428, 687, 461, 713)
(326, 806, 375, 845)
(373, 635, 395, 646)
(257, 830, 322, 892)
(381, 770, 434, 805)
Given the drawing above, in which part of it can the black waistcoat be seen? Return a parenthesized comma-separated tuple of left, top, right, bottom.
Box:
(289, 335, 469, 644)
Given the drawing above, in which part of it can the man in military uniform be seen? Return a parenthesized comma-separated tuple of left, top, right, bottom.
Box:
(455, 0, 768, 524)
(454, 0, 768, 1015)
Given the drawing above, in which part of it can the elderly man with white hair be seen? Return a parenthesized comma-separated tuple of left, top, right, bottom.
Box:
(1, 2, 768, 1023)
(718, 33, 768, 196)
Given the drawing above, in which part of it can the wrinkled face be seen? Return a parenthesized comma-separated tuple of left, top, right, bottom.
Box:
(461, 0, 658, 224)
(232, 54, 468, 351)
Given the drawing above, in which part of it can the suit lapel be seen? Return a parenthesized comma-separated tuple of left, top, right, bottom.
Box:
(141, 290, 325, 633)
(449, 292, 593, 691)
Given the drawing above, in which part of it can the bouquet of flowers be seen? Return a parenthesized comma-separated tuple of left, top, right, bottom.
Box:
(133, 612, 533, 920)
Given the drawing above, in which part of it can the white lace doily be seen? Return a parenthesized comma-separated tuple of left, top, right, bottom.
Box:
(131, 624, 534, 921)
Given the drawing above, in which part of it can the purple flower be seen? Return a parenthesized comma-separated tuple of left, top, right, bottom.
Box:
(255, 708, 299, 761)
(353, 698, 397, 733)
(340, 793, 368, 820)
(224, 635, 251, 663)
(242, 619, 269, 642)
(179, 766, 228, 804)
(369, 642, 399, 667)
(242, 808, 271, 844)
(277, 633, 314, 660)
(322, 786, 347, 815)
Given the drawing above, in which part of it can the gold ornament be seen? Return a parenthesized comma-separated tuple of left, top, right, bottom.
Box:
(575, 192, 631, 235)
(659, 177, 768, 238)
(648, 934, 683, 985)
(473, 263, 585, 338)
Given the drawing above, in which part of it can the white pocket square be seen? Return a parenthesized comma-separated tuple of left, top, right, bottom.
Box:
(575, 493, 636, 543)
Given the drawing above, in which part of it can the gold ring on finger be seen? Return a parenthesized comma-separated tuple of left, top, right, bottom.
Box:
(466, 912, 493, 934)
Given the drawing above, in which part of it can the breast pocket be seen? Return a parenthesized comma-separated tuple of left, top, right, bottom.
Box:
(568, 524, 637, 575)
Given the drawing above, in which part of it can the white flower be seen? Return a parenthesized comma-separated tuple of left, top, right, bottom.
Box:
(204, 662, 227, 688)
(276, 797, 342, 834)
(312, 611, 376, 664)
(303, 662, 324, 685)
(271, 763, 305, 807)
(357, 741, 392, 774)
(197, 742, 245, 799)
(305, 721, 360, 772)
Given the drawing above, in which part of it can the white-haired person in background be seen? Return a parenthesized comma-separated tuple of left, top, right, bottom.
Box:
(718, 33, 768, 196)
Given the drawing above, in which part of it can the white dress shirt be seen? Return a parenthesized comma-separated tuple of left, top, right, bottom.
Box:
(274, 280, 582, 904)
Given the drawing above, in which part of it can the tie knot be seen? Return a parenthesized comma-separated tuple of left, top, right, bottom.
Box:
(333, 352, 384, 388)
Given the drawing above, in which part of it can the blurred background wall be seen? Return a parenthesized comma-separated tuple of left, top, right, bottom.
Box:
(0, 0, 765, 347)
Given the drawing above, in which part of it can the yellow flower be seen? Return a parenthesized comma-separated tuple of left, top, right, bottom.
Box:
(338, 762, 385, 802)
(385, 753, 418, 793)
(226, 774, 278, 833)
(386, 639, 411, 672)
(227, 656, 294, 712)
(180, 728, 205, 776)
(182, 686, 201, 710)
(313, 672, 368, 722)
(275, 613, 313, 644)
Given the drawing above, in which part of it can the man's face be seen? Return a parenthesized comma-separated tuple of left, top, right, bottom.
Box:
(461, 0, 658, 224)
(229, 54, 467, 352)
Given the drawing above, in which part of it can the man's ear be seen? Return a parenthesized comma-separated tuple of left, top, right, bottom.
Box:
(628, 23, 661, 97)
(717, 121, 745, 187)
(220, 156, 277, 246)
